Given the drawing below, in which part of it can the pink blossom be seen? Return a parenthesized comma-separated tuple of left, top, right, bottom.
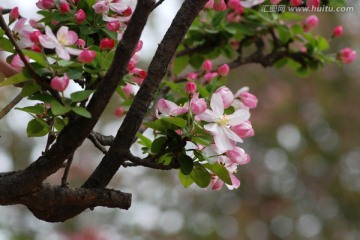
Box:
(50, 73, 69, 92)
(338, 48, 357, 64)
(29, 19, 44, 29)
(235, 87, 258, 109)
(106, 21, 120, 31)
(77, 39, 86, 49)
(290, 0, 302, 6)
(226, 12, 241, 23)
(157, 99, 188, 117)
(93, 0, 133, 20)
(114, 106, 124, 117)
(186, 72, 198, 81)
(217, 64, 230, 76)
(214, 0, 227, 11)
(75, 9, 86, 24)
(231, 120, 254, 138)
(196, 93, 250, 153)
(306, 0, 319, 8)
(122, 83, 138, 98)
(202, 59, 212, 73)
(12, 18, 33, 49)
(78, 49, 96, 63)
(36, 0, 55, 9)
(99, 38, 115, 50)
(209, 156, 241, 190)
(31, 45, 42, 52)
(203, 72, 218, 84)
(270, 0, 282, 4)
(127, 59, 136, 71)
(303, 15, 318, 32)
(226, 146, 251, 165)
(39, 26, 82, 60)
(185, 82, 197, 94)
(228, 0, 241, 9)
(29, 30, 42, 44)
(9, 7, 19, 22)
(131, 68, 147, 79)
(93, 1, 110, 14)
(11, 54, 30, 71)
(134, 40, 143, 52)
(204, 0, 214, 9)
(190, 93, 207, 115)
(332, 26, 343, 38)
(214, 86, 234, 108)
(60, 2, 70, 13)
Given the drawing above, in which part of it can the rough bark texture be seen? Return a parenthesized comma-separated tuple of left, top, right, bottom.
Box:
(0, 0, 208, 222)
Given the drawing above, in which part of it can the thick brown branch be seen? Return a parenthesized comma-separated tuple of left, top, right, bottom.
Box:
(22, 184, 131, 222)
(83, 0, 208, 189)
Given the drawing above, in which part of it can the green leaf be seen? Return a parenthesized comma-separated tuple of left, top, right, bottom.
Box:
(66, 68, 83, 79)
(151, 136, 167, 154)
(173, 56, 189, 75)
(0, 72, 28, 87)
(204, 163, 232, 185)
(136, 133, 152, 148)
(158, 153, 173, 165)
(54, 117, 68, 131)
(276, 25, 291, 44)
(179, 154, 194, 175)
(20, 83, 41, 97)
(51, 100, 71, 116)
(190, 164, 211, 188)
(29, 93, 55, 103)
(26, 118, 49, 137)
(178, 171, 194, 188)
(22, 49, 48, 67)
(72, 106, 91, 118)
(16, 105, 45, 115)
(70, 90, 94, 102)
(0, 38, 15, 52)
(317, 36, 330, 51)
(144, 119, 166, 132)
(161, 117, 187, 128)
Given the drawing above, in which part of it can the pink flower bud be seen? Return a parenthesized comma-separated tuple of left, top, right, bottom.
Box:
(77, 38, 86, 49)
(127, 59, 136, 71)
(60, 2, 70, 14)
(332, 26, 343, 38)
(185, 82, 197, 94)
(29, 31, 42, 44)
(306, 0, 319, 8)
(99, 38, 115, 50)
(226, 12, 240, 23)
(235, 88, 258, 109)
(78, 49, 96, 63)
(190, 94, 207, 115)
(93, 1, 109, 14)
(9, 7, 19, 22)
(157, 98, 188, 116)
(202, 59, 212, 73)
(204, 0, 214, 9)
(120, 7, 132, 17)
(226, 147, 251, 165)
(231, 121, 254, 138)
(50, 73, 69, 92)
(11, 54, 30, 71)
(337, 48, 357, 64)
(36, 0, 55, 9)
(270, 0, 282, 4)
(214, 0, 227, 11)
(186, 72, 198, 81)
(106, 21, 120, 32)
(122, 83, 136, 98)
(290, 0, 302, 6)
(31, 45, 42, 52)
(29, 19, 44, 28)
(134, 40, 143, 52)
(114, 106, 125, 117)
(203, 72, 218, 84)
(217, 64, 230, 76)
(303, 15, 318, 32)
(75, 9, 86, 24)
(131, 68, 147, 79)
(228, 0, 241, 9)
(215, 86, 234, 108)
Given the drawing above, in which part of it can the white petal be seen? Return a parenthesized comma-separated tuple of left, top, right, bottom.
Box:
(210, 93, 224, 117)
(204, 123, 219, 135)
(109, 2, 128, 13)
(39, 35, 56, 49)
(45, 26, 58, 43)
(228, 109, 250, 126)
(223, 127, 243, 143)
(197, 109, 217, 122)
(55, 46, 70, 60)
(214, 127, 235, 153)
(66, 47, 82, 56)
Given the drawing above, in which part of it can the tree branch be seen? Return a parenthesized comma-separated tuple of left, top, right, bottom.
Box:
(83, 0, 208, 189)
(0, 92, 22, 119)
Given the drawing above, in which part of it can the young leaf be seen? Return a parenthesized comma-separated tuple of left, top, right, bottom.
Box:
(161, 117, 187, 128)
(144, 119, 166, 132)
(179, 154, 194, 175)
(50, 100, 71, 116)
(16, 105, 45, 115)
(72, 106, 92, 118)
(22, 49, 48, 67)
(20, 83, 41, 97)
(151, 136, 167, 154)
(70, 90, 94, 102)
(190, 164, 211, 188)
(54, 117, 68, 131)
(0, 73, 28, 87)
(178, 171, 194, 188)
(26, 118, 49, 137)
(204, 163, 231, 185)
(136, 133, 152, 148)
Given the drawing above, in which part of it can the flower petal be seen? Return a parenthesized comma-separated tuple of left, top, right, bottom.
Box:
(55, 46, 70, 60)
(214, 127, 236, 153)
(210, 93, 224, 117)
(197, 109, 217, 122)
(223, 127, 243, 143)
(39, 35, 56, 49)
(228, 109, 250, 126)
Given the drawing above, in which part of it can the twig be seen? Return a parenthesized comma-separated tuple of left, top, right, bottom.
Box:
(88, 132, 108, 154)
(126, 152, 176, 170)
(90, 131, 114, 146)
(61, 154, 74, 187)
(0, 92, 22, 119)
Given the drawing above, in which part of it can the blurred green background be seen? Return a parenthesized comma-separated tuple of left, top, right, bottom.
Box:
(1, 1, 360, 240)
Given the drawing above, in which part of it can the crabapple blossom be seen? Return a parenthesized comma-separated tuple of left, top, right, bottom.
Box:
(234, 87, 258, 109)
(270, 0, 282, 4)
(186, 72, 198, 81)
(337, 48, 357, 64)
(39, 26, 82, 60)
(196, 93, 250, 153)
(185, 82, 197, 94)
(214, 0, 227, 11)
(157, 99, 188, 117)
(36, 0, 55, 9)
(204, 0, 214, 9)
(226, 146, 251, 165)
(77, 39, 86, 49)
(231, 120, 254, 138)
(114, 106, 125, 117)
(78, 49, 96, 63)
(75, 9, 86, 24)
(302, 15, 318, 32)
(332, 26, 343, 38)
(122, 83, 139, 98)
(99, 38, 115, 50)
(214, 86, 234, 108)
(60, 2, 70, 14)
(307, 0, 320, 8)
(190, 93, 207, 115)
(9, 7, 19, 23)
(202, 59, 212, 73)
(203, 72, 218, 84)
(12, 18, 33, 49)
(50, 73, 69, 92)
(106, 21, 120, 32)
(290, 0, 302, 6)
(10, 54, 30, 71)
(29, 30, 42, 44)
(209, 156, 241, 190)
(217, 64, 230, 76)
